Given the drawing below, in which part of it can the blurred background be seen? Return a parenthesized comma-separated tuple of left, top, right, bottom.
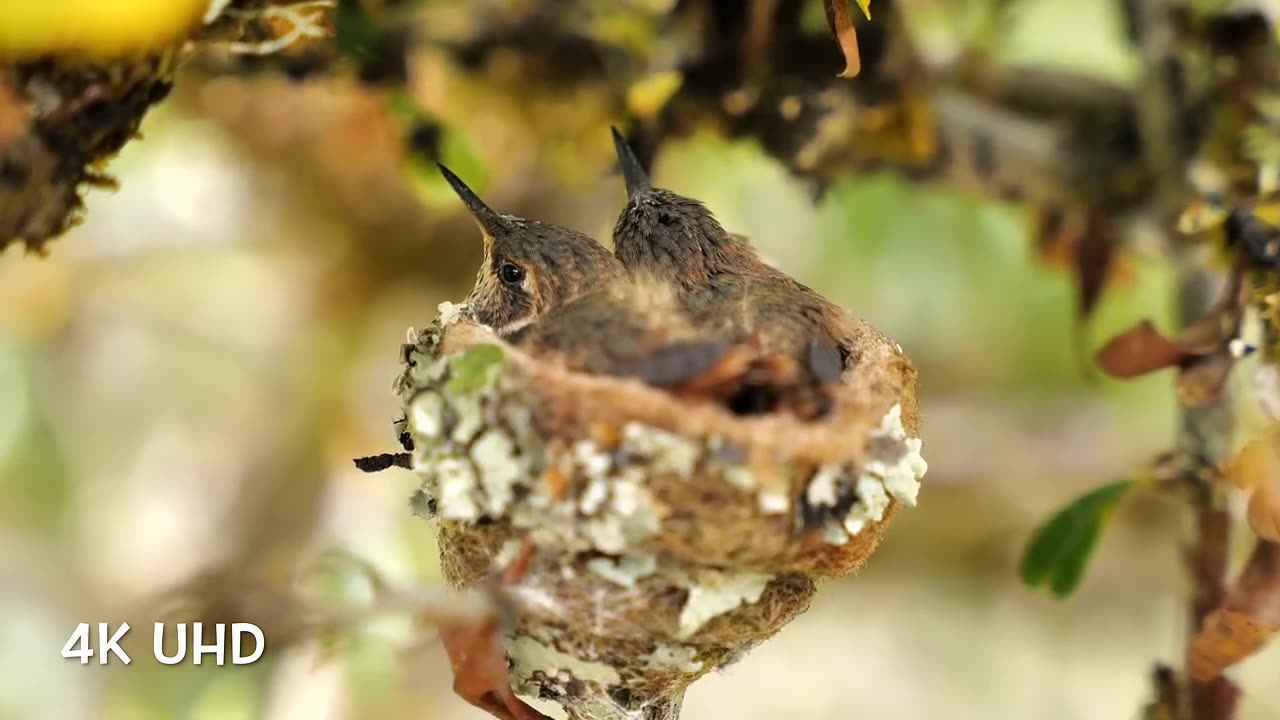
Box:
(3, 0, 1279, 718)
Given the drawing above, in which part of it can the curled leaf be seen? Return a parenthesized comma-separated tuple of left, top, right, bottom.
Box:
(1020, 479, 1134, 598)
(823, 0, 863, 78)
(1226, 426, 1280, 493)
(1188, 609, 1271, 683)
(1074, 212, 1117, 321)
(1188, 541, 1280, 680)
(1248, 482, 1280, 543)
(1224, 425, 1280, 541)
(1094, 320, 1189, 378)
(440, 541, 551, 720)
(1096, 300, 1243, 406)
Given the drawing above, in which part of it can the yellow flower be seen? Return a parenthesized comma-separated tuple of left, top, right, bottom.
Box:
(0, 0, 209, 58)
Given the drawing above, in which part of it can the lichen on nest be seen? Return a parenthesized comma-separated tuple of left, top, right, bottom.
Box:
(396, 300, 926, 719)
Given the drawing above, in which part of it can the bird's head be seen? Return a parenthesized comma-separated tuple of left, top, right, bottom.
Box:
(439, 163, 624, 336)
(609, 127, 741, 287)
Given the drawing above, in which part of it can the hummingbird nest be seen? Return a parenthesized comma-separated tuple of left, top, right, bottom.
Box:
(395, 302, 926, 720)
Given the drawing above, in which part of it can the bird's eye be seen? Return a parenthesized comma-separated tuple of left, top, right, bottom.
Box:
(657, 212, 674, 226)
(499, 262, 526, 285)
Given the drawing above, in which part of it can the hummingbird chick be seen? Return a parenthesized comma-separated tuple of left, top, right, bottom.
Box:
(512, 275, 837, 418)
(438, 163, 625, 337)
(438, 162, 834, 420)
(609, 128, 854, 385)
(507, 273, 732, 386)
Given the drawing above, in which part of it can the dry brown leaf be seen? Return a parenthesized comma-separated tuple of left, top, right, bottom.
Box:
(823, 0, 862, 78)
(1188, 609, 1271, 682)
(1074, 212, 1116, 320)
(1227, 428, 1280, 493)
(1094, 320, 1190, 378)
(1188, 541, 1280, 681)
(440, 618, 552, 720)
(1096, 285, 1243, 406)
(1249, 474, 1280, 543)
(440, 542, 551, 720)
(1223, 426, 1280, 541)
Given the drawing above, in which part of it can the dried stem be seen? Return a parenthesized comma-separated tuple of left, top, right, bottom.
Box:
(1124, 0, 1242, 713)
(1174, 254, 1240, 720)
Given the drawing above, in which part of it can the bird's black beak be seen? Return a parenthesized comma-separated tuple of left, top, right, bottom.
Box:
(611, 126, 651, 199)
(438, 163, 508, 237)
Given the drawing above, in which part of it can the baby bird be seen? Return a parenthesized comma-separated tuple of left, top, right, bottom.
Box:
(507, 272, 732, 387)
(440, 163, 735, 391)
(609, 128, 852, 384)
(438, 163, 625, 337)
(439, 162, 834, 419)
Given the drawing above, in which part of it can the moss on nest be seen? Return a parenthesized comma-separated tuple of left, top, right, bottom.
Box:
(397, 301, 925, 719)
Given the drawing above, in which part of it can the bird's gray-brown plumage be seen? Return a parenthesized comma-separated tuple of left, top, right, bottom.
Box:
(609, 128, 854, 381)
(509, 273, 838, 418)
(438, 163, 625, 338)
(439, 162, 836, 419)
(506, 273, 730, 385)
(440, 164, 737, 394)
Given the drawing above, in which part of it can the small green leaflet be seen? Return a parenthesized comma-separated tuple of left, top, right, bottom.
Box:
(447, 344, 506, 395)
(1020, 479, 1134, 598)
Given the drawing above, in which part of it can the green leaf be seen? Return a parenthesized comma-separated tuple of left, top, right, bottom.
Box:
(1020, 479, 1134, 598)
(447, 345, 505, 395)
